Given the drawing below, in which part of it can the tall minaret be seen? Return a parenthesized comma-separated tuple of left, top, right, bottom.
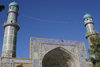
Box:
(2, 2, 20, 57)
(83, 13, 98, 57)
(83, 13, 98, 46)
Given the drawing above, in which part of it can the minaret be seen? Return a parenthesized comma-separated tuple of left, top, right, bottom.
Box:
(83, 13, 98, 58)
(83, 13, 98, 45)
(2, 2, 20, 57)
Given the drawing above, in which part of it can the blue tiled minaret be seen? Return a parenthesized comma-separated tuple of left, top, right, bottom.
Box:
(83, 14, 98, 45)
(83, 13, 98, 58)
(2, 2, 20, 57)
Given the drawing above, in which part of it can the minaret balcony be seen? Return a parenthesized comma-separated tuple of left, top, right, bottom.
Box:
(85, 32, 99, 38)
(3, 22, 20, 30)
(85, 22, 94, 27)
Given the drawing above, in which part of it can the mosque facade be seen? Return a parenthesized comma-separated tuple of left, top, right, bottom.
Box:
(0, 1, 97, 67)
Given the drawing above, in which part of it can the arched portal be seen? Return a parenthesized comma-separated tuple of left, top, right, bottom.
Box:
(42, 47, 76, 67)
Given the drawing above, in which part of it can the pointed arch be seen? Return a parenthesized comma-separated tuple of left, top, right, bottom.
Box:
(16, 64, 23, 67)
(42, 47, 76, 67)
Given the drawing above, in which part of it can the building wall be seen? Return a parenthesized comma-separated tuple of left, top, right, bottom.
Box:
(0, 37, 90, 67)
(0, 57, 31, 67)
(30, 37, 88, 67)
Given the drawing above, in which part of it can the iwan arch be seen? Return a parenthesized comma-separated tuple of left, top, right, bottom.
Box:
(0, 1, 96, 67)
(30, 38, 87, 67)
(42, 47, 75, 67)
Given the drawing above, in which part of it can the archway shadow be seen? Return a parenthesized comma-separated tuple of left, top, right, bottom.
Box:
(16, 64, 23, 67)
(42, 47, 76, 67)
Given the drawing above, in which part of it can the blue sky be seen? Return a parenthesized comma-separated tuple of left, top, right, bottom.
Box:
(0, 0, 100, 58)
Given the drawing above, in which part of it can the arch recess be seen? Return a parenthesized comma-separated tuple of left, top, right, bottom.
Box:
(42, 47, 77, 67)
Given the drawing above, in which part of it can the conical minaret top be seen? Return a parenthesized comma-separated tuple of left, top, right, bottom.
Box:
(2, 2, 20, 57)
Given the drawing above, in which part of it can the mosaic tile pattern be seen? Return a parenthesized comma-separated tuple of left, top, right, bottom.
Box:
(30, 37, 88, 67)
(31, 37, 84, 45)
(1, 63, 13, 67)
(2, 2, 19, 58)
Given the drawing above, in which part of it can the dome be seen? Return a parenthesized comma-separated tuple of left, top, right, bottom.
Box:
(9, 2, 18, 7)
(83, 13, 92, 19)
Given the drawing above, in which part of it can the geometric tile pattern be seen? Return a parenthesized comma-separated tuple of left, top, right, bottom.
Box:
(30, 37, 88, 67)
(1, 63, 12, 67)
(0, 37, 91, 67)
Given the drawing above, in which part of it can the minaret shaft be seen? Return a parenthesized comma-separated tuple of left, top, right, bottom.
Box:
(84, 14, 98, 58)
(2, 26, 17, 57)
(86, 24, 95, 33)
(85, 23, 97, 46)
(7, 13, 17, 23)
(2, 2, 19, 57)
